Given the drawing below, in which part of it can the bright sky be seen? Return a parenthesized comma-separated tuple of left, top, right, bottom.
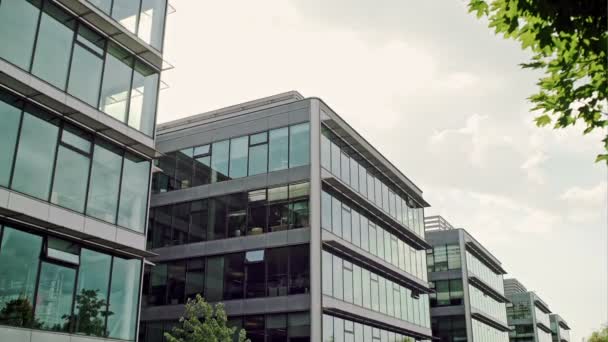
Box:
(158, 1, 607, 339)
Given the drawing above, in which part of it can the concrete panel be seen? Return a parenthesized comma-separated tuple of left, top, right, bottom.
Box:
(288, 108, 310, 124)
(83, 218, 117, 242)
(268, 112, 290, 129)
(48, 206, 85, 233)
(287, 228, 310, 245)
(8, 192, 50, 221)
(31, 331, 70, 342)
(115, 227, 146, 250)
(0, 326, 31, 342)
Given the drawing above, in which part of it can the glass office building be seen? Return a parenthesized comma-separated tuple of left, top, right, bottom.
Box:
(139, 91, 434, 341)
(0, 0, 168, 341)
(549, 314, 570, 342)
(424, 215, 510, 342)
(504, 279, 555, 342)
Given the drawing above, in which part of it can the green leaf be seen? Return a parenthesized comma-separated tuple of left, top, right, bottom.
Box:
(534, 115, 552, 127)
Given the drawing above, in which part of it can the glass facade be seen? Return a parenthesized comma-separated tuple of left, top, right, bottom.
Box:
(465, 251, 504, 294)
(139, 312, 310, 342)
(428, 279, 463, 307)
(147, 182, 309, 249)
(323, 314, 430, 342)
(321, 191, 427, 281)
(85, 0, 167, 51)
(0, 0, 160, 137)
(468, 285, 507, 324)
(142, 245, 309, 305)
(320, 130, 425, 238)
(534, 305, 550, 328)
(472, 319, 509, 342)
(0, 224, 142, 340)
(153, 123, 310, 193)
(426, 244, 461, 272)
(322, 251, 430, 329)
(430, 316, 467, 342)
(0, 90, 151, 233)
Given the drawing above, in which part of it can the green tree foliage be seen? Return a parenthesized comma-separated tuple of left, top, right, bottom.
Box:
(62, 289, 113, 336)
(468, 0, 608, 162)
(0, 298, 41, 328)
(589, 324, 608, 342)
(165, 294, 249, 342)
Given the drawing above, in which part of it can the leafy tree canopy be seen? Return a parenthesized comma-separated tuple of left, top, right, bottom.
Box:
(468, 0, 608, 162)
(589, 324, 608, 342)
(165, 294, 249, 342)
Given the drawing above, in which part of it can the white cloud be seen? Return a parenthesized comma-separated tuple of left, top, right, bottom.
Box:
(560, 181, 607, 204)
(520, 151, 548, 184)
(434, 71, 480, 90)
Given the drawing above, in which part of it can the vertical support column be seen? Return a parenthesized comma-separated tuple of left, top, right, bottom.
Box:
(309, 99, 323, 342)
(460, 231, 474, 341)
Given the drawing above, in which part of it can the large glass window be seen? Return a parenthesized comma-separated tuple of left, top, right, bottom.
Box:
(0, 227, 43, 328)
(167, 261, 185, 305)
(34, 262, 76, 332)
(118, 153, 151, 232)
(74, 249, 112, 337)
(99, 43, 133, 123)
(111, 0, 139, 32)
(211, 140, 230, 182)
(267, 248, 288, 297)
(223, 253, 244, 300)
(138, 0, 167, 49)
(229, 136, 249, 179)
(67, 25, 105, 107)
(107, 257, 141, 341)
(87, 142, 122, 223)
(289, 123, 310, 168)
(0, 0, 41, 69)
(11, 109, 59, 200)
(289, 245, 309, 294)
(269, 127, 289, 172)
(248, 132, 268, 176)
(0, 96, 22, 187)
(185, 259, 204, 301)
(245, 250, 265, 298)
(128, 61, 159, 136)
(51, 126, 92, 213)
(31, 3, 75, 89)
(205, 257, 224, 302)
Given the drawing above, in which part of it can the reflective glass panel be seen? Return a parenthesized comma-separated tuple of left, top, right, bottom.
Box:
(289, 122, 309, 168)
(211, 140, 229, 182)
(99, 43, 133, 123)
(138, 0, 167, 50)
(128, 61, 158, 136)
(118, 153, 150, 232)
(248, 143, 268, 176)
(0, 96, 22, 187)
(51, 145, 90, 213)
(87, 142, 122, 223)
(111, 0, 140, 32)
(34, 262, 76, 332)
(0, 0, 40, 69)
(229, 136, 248, 178)
(269, 127, 288, 171)
(107, 257, 141, 340)
(73, 249, 111, 337)
(67, 26, 104, 106)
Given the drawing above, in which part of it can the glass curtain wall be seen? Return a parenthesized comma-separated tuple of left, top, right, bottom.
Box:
(321, 130, 425, 238)
(322, 251, 430, 329)
(465, 251, 504, 294)
(323, 314, 430, 342)
(0, 90, 151, 233)
(0, 0, 160, 137)
(153, 122, 310, 193)
(321, 191, 427, 282)
(0, 224, 142, 341)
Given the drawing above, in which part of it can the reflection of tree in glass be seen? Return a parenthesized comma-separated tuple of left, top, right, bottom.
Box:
(0, 298, 42, 328)
(61, 289, 113, 336)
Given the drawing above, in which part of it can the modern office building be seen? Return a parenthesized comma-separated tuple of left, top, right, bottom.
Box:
(0, 0, 168, 341)
(504, 278, 554, 342)
(138, 91, 434, 341)
(548, 314, 570, 342)
(505, 278, 552, 342)
(424, 215, 511, 342)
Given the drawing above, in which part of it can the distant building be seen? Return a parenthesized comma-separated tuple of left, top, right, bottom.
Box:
(504, 278, 553, 342)
(549, 314, 571, 342)
(425, 215, 510, 342)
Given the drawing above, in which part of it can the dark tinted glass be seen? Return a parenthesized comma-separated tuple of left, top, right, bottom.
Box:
(223, 253, 244, 300)
(185, 259, 204, 301)
(289, 245, 309, 294)
(167, 261, 185, 305)
(245, 250, 265, 298)
(267, 248, 288, 297)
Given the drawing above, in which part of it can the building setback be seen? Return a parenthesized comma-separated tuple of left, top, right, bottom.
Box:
(0, 0, 168, 342)
(139, 91, 434, 341)
(504, 278, 554, 342)
(424, 215, 511, 342)
(549, 314, 570, 342)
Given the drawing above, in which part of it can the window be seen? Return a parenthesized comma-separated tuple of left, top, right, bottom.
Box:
(321, 133, 331, 170)
(67, 25, 105, 106)
(167, 261, 186, 305)
(99, 43, 133, 123)
(0, 96, 22, 187)
(245, 315, 265, 342)
(351, 211, 360, 247)
(107, 257, 141, 341)
(185, 259, 204, 301)
(227, 193, 247, 237)
(447, 244, 462, 270)
(117, 153, 150, 232)
(289, 122, 310, 168)
(267, 314, 287, 341)
(247, 190, 267, 235)
(0, 0, 41, 69)
(322, 251, 333, 296)
(111, 0, 140, 32)
(342, 205, 351, 242)
(248, 132, 268, 176)
(353, 265, 362, 306)
(245, 250, 265, 298)
(11, 108, 59, 200)
(268, 248, 288, 297)
(74, 249, 112, 337)
(51, 126, 92, 213)
(205, 257, 224, 302)
(350, 159, 359, 191)
(340, 152, 350, 184)
(332, 197, 342, 237)
(193, 145, 211, 187)
(321, 191, 332, 230)
(269, 127, 289, 171)
(31, 2, 75, 89)
(229, 136, 248, 178)
(129, 61, 159, 136)
(35, 262, 76, 332)
(138, 0, 167, 49)
(223, 253, 245, 300)
(332, 255, 343, 300)
(290, 245, 309, 294)
(211, 140, 229, 182)
(0, 227, 43, 328)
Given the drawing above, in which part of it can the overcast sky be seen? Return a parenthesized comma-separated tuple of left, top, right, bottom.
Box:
(158, 1, 607, 339)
